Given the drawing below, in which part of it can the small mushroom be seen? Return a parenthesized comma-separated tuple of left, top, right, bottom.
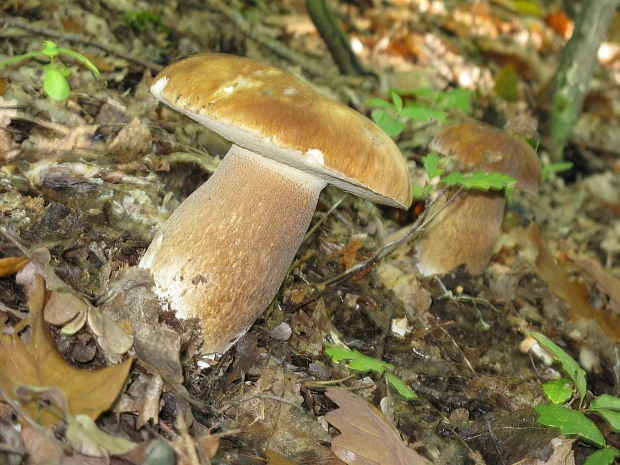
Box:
(141, 53, 412, 354)
(415, 122, 541, 276)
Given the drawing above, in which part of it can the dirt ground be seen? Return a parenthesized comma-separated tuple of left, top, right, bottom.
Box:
(0, 1, 619, 464)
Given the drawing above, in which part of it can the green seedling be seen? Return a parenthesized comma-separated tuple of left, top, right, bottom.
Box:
(123, 10, 171, 34)
(324, 342, 418, 400)
(528, 331, 620, 465)
(412, 152, 516, 199)
(541, 161, 573, 180)
(0, 41, 100, 101)
(367, 87, 473, 138)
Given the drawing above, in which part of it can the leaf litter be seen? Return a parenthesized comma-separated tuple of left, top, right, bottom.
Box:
(0, 0, 619, 463)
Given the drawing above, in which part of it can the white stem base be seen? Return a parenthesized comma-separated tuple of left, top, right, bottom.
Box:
(140, 145, 326, 354)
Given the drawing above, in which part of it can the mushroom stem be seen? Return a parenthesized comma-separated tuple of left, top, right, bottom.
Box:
(415, 190, 506, 276)
(140, 144, 327, 354)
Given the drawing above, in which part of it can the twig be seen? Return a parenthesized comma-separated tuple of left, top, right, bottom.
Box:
(0, 226, 31, 257)
(484, 415, 506, 465)
(319, 187, 464, 287)
(218, 393, 305, 414)
(0, 301, 29, 319)
(303, 195, 345, 243)
(0, 443, 26, 456)
(429, 315, 476, 375)
(205, 0, 333, 78)
(0, 17, 162, 72)
(306, 0, 374, 76)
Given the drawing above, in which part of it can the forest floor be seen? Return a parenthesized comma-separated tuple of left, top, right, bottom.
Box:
(0, 1, 619, 464)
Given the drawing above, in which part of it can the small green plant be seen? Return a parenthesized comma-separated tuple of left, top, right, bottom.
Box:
(123, 10, 171, 34)
(324, 342, 418, 400)
(412, 152, 516, 199)
(0, 41, 99, 101)
(541, 161, 573, 180)
(367, 89, 515, 198)
(366, 87, 473, 138)
(529, 331, 620, 465)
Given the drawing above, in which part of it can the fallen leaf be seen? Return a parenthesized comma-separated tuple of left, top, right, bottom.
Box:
(88, 306, 134, 357)
(137, 373, 163, 429)
(338, 240, 364, 270)
(20, 426, 65, 465)
(528, 225, 620, 340)
(324, 387, 426, 465)
(66, 413, 137, 457)
(533, 438, 575, 465)
(0, 274, 133, 426)
(108, 116, 152, 161)
(566, 251, 620, 308)
(0, 256, 31, 277)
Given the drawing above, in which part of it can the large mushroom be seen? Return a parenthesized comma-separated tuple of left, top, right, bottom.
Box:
(141, 53, 412, 354)
(415, 122, 541, 276)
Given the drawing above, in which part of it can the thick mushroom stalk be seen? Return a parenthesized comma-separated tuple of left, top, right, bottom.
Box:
(140, 145, 326, 354)
(415, 190, 506, 276)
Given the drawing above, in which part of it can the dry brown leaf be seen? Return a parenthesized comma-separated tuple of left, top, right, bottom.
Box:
(108, 116, 152, 160)
(265, 449, 301, 465)
(136, 374, 163, 429)
(566, 251, 620, 308)
(531, 438, 575, 465)
(0, 256, 31, 277)
(324, 387, 426, 465)
(0, 274, 133, 426)
(528, 226, 620, 340)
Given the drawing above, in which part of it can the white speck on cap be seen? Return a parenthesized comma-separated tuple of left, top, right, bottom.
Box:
(304, 148, 324, 166)
(150, 76, 169, 99)
(223, 86, 234, 94)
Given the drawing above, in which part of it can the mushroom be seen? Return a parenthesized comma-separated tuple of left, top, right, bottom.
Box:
(415, 122, 541, 276)
(141, 53, 412, 354)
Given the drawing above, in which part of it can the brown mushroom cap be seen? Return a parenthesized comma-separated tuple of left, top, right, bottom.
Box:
(151, 53, 412, 208)
(430, 122, 541, 194)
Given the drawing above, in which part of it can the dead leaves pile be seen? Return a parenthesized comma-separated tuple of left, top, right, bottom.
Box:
(0, 251, 136, 461)
(0, 272, 132, 425)
(325, 387, 426, 465)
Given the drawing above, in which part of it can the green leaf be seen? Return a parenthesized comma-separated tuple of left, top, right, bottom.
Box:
(366, 98, 396, 110)
(440, 171, 516, 192)
(411, 183, 427, 199)
(57, 48, 100, 77)
(407, 87, 436, 99)
(543, 378, 574, 404)
(386, 373, 418, 400)
(542, 161, 573, 180)
(439, 88, 472, 112)
(391, 91, 403, 113)
(589, 409, 620, 433)
(535, 404, 605, 447)
(494, 64, 520, 102)
(371, 110, 404, 138)
(324, 343, 394, 374)
(590, 394, 620, 411)
(399, 106, 446, 123)
(584, 447, 620, 465)
(529, 332, 586, 405)
(0, 52, 41, 68)
(66, 414, 137, 455)
(512, 0, 543, 16)
(422, 153, 441, 180)
(43, 66, 71, 100)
